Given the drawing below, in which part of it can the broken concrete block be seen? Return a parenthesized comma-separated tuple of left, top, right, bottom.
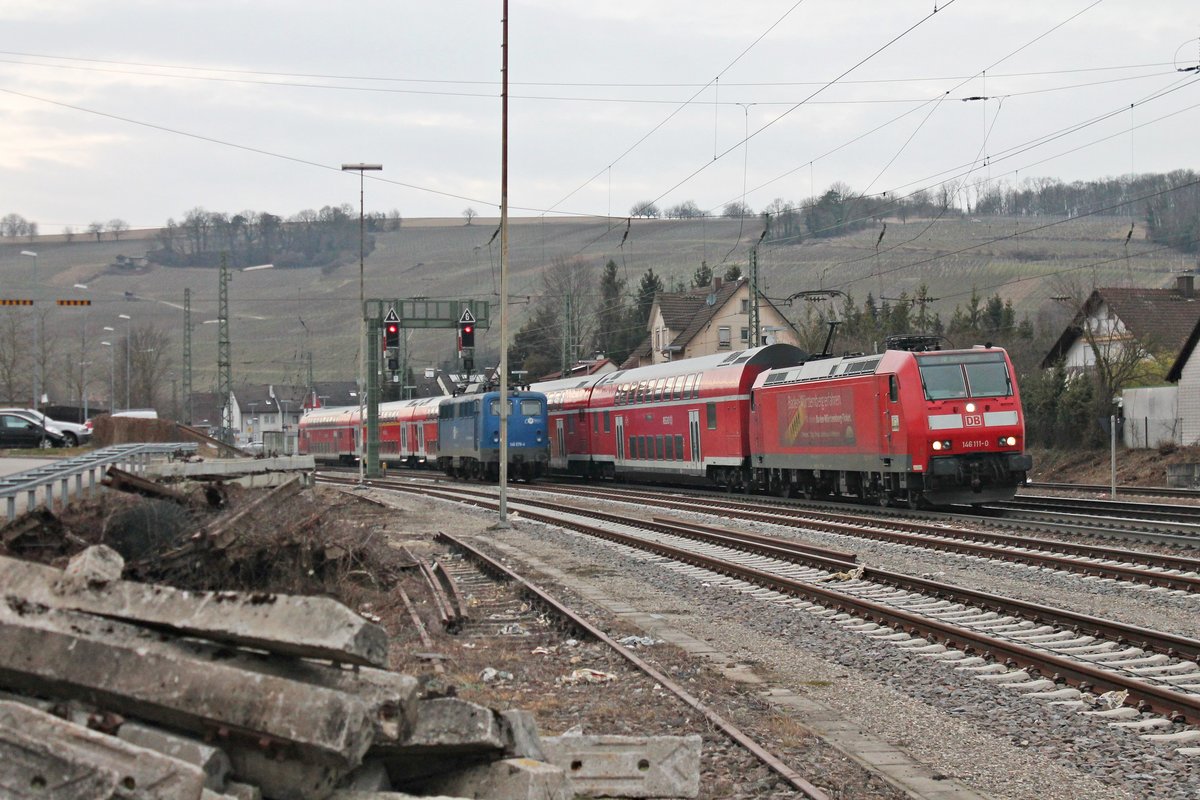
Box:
(376, 698, 507, 785)
(500, 709, 546, 761)
(223, 782, 262, 800)
(417, 758, 571, 800)
(394, 698, 505, 754)
(330, 794, 471, 800)
(0, 601, 374, 768)
(540, 733, 701, 798)
(338, 759, 393, 791)
(0, 552, 389, 666)
(226, 748, 345, 800)
(0, 700, 208, 799)
(60, 544, 124, 591)
(118, 721, 232, 790)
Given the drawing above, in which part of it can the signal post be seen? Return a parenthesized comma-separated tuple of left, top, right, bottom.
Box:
(361, 298, 489, 477)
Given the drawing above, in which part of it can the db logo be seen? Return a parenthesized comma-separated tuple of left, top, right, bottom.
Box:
(964, 414, 983, 427)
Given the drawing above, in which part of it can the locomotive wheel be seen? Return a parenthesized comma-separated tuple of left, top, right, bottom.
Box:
(801, 484, 816, 501)
(907, 492, 923, 510)
(877, 491, 891, 508)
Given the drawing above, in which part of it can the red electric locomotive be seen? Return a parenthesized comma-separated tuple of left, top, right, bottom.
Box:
(748, 344, 1031, 507)
(535, 344, 805, 486)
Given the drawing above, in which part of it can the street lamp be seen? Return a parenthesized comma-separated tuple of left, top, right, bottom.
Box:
(341, 162, 383, 485)
(19, 251, 38, 408)
(118, 314, 131, 410)
(101, 340, 115, 413)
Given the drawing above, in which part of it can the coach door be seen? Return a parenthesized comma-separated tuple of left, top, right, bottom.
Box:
(688, 409, 701, 463)
(555, 418, 566, 467)
(615, 415, 625, 462)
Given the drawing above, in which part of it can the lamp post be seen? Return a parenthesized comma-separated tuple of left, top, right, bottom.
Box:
(118, 314, 132, 410)
(19, 251, 38, 408)
(341, 162, 383, 485)
(101, 340, 115, 413)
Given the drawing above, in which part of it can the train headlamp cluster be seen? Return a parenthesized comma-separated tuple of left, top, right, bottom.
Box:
(965, 402, 977, 413)
(1002, 435, 1017, 446)
(931, 439, 952, 451)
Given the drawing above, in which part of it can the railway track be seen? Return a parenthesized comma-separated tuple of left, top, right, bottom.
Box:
(327, 474, 833, 798)
(320, 473, 1200, 740)
(1028, 481, 1200, 500)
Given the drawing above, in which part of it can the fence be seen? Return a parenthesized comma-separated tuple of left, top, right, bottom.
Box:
(0, 443, 198, 522)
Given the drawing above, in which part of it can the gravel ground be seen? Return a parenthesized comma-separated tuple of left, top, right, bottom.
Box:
(386, 482, 1200, 800)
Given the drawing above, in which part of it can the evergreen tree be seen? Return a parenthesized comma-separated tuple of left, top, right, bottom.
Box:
(594, 260, 630, 365)
(692, 261, 713, 288)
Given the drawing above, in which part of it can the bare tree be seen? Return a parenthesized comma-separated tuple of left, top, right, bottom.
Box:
(108, 218, 130, 241)
(0, 313, 30, 403)
(629, 200, 660, 218)
(128, 324, 174, 410)
(87, 221, 106, 242)
(63, 225, 76, 243)
(462, 208, 477, 225)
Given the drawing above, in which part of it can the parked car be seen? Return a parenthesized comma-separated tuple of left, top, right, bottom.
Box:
(0, 412, 66, 449)
(0, 408, 91, 447)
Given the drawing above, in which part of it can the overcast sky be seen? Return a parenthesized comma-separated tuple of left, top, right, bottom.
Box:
(2, 0, 1198, 233)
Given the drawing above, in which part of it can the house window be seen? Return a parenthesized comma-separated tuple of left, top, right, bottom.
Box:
(718, 326, 731, 349)
(740, 327, 749, 342)
(654, 329, 660, 351)
(740, 298, 749, 313)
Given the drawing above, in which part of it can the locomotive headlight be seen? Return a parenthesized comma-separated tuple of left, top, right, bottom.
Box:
(965, 402, 976, 413)
(1004, 436, 1017, 446)
(932, 440, 943, 451)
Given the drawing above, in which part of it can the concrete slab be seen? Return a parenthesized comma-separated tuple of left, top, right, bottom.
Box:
(0, 551, 389, 667)
(118, 721, 232, 790)
(500, 709, 546, 761)
(0, 700, 207, 799)
(416, 758, 571, 800)
(388, 698, 506, 755)
(223, 783, 262, 800)
(60, 544, 124, 590)
(147, 455, 315, 480)
(227, 748, 345, 800)
(0, 601, 374, 767)
(540, 733, 701, 798)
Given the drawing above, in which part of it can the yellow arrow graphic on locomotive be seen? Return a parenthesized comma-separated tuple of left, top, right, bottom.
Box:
(785, 402, 807, 444)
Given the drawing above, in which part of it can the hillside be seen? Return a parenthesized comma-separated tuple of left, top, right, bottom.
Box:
(1, 212, 1187, 403)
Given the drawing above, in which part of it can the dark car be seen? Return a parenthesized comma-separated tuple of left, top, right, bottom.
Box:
(0, 412, 66, 449)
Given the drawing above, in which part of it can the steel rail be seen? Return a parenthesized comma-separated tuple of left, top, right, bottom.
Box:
(530, 484, 1200, 592)
(436, 530, 832, 800)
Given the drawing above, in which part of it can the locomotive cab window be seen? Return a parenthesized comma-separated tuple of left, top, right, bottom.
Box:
(889, 375, 899, 403)
(918, 352, 1012, 400)
(520, 398, 542, 416)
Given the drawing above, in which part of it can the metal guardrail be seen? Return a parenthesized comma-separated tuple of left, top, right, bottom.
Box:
(0, 443, 198, 522)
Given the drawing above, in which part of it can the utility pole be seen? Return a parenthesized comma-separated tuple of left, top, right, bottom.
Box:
(748, 243, 761, 346)
(183, 287, 193, 424)
(217, 255, 233, 443)
(497, 0, 511, 527)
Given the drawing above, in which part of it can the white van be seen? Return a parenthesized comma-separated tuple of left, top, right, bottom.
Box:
(111, 409, 159, 419)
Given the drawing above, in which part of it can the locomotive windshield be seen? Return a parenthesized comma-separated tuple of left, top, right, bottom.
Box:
(918, 352, 1012, 400)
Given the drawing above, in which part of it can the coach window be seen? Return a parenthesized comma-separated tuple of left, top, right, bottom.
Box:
(628, 435, 636, 458)
(683, 373, 695, 399)
(655, 435, 664, 460)
(593, 413, 598, 433)
(671, 376, 683, 400)
(603, 410, 611, 432)
(706, 402, 717, 429)
(637, 436, 647, 459)
(692, 373, 702, 399)
(674, 434, 684, 459)
(567, 415, 575, 434)
(653, 378, 664, 402)
(889, 375, 899, 402)
(664, 435, 674, 460)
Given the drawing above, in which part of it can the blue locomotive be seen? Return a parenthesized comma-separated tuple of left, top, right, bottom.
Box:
(437, 390, 549, 481)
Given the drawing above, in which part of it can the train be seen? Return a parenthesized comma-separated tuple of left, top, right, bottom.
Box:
(531, 341, 1031, 507)
(297, 390, 550, 481)
(298, 341, 1031, 506)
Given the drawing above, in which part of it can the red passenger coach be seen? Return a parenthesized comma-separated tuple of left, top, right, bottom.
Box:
(749, 345, 1031, 507)
(298, 405, 360, 464)
(378, 397, 443, 467)
(535, 374, 608, 476)
(580, 344, 805, 486)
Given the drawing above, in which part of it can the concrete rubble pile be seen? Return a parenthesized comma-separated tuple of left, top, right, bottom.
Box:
(0, 545, 621, 800)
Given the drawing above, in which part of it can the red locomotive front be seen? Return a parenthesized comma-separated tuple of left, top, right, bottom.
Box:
(750, 345, 1030, 507)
